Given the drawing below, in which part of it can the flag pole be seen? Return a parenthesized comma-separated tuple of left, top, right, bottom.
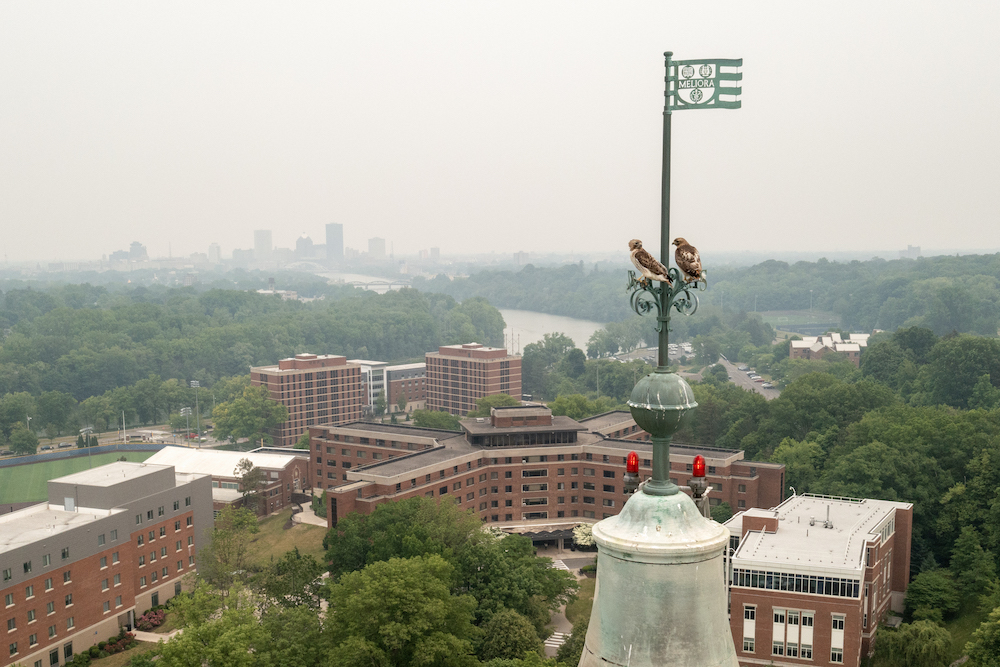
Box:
(657, 51, 673, 371)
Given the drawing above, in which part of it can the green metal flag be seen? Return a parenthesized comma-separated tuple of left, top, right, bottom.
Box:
(668, 58, 742, 110)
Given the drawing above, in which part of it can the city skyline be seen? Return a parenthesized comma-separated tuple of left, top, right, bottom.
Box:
(2, 2, 999, 262)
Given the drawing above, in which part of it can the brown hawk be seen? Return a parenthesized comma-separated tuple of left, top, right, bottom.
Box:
(628, 239, 671, 287)
(673, 237, 702, 283)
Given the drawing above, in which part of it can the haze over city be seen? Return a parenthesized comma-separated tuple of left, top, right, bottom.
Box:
(1, 1, 998, 263)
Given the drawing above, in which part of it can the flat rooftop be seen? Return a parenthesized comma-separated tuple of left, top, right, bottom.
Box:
(53, 461, 174, 487)
(146, 446, 301, 477)
(578, 411, 637, 430)
(461, 416, 586, 435)
(726, 494, 911, 572)
(0, 503, 126, 555)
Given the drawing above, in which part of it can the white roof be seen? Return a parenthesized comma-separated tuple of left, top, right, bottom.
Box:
(725, 494, 910, 574)
(146, 446, 300, 479)
(834, 343, 861, 353)
(790, 341, 812, 349)
(0, 504, 126, 554)
(212, 488, 243, 503)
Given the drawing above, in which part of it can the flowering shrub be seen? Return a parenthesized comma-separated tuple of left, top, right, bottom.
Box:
(103, 632, 136, 653)
(136, 609, 166, 631)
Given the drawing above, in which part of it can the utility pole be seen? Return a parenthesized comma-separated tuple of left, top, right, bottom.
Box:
(191, 381, 201, 448)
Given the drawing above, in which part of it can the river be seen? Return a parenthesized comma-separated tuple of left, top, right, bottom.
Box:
(499, 309, 605, 354)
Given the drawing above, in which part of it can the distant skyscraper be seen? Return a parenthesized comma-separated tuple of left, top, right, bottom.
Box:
(430, 247, 440, 261)
(295, 235, 314, 259)
(326, 223, 344, 261)
(368, 237, 386, 258)
(254, 230, 273, 260)
(208, 243, 221, 263)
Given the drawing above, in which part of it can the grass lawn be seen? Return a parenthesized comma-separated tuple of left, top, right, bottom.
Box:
(0, 451, 156, 504)
(944, 603, 987, 661)
(96, 642, 160, 667)
(252, 508, 328, 565)
(564, 577, 596, 625)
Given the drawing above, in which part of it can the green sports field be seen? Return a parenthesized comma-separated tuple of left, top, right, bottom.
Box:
(0, 451, 157, 504)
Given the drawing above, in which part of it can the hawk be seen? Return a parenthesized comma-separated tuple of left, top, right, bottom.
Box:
(673, 237, 703, 283)
(628, 239, 671, 287)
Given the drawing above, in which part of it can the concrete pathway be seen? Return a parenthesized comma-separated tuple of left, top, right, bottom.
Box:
(132, 628, 182, 642)
(292, 505, 328, 527)
(544, 631, 569, 651)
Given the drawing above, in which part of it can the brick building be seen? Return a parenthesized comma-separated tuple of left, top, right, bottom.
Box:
(251, 353, 364, 447)
(310, 406, 784, 536)
(348, 360, 387, 415)
(0, 462, 212, 667)
(789, 333, 870, 368)
(385, 363, 427, 414)
(425, 344, 522, 416)
(725, 494, 912, 667)
(146, 446, 310, 518)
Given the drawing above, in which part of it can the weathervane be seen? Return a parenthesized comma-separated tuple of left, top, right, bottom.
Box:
(626, 51, 742, 496)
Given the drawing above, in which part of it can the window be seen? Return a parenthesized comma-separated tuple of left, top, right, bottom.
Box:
(505, 485, 513, 493)
(65, 618, 74, 631)
(98, 533, 105, 546)
(505, 472, 512, 478)
(185, 496, 191, 506)
(788, 612, 799, 625)
(160, 527, 166, 537)
(48, 625, 56, 638)
(801, 644, 813, 659)
(801, 613, 813, 627)
(602, 499, 615, 507)
(8, 618, 16, 631)
(744, 606, 755, 620)
(151, 572, 158, 583)
(571, 481, 579, 489)
(832, 616, 844, 630)
(738, 500, 746, 508)
(175, 521, 181, 531)
(3, 594, 10, 607)
(603, 470, 615, 478)
(161, 547, 167, 557)
(162, 567, 168, 577)
(101, 579, 109, 591)
(139, 577, 147, 588)
(147, 510, 153, 521)
(787, 642, 798, 657)
(773, 611, 785, 623)
(188, 536, 194, 545)
(738, 484, 746, 493)
(64, 594, 72, 607)
(772, 641, 784, 656)
(46, 602, 54, 615)
(44, 579, 52, 592)
(23, 561, 31, 574)
(114, 574, 120, 586)
(831, 649, 844, 663)
(116, 596, 122, 608)
(176, 541, 182, 551)
(112, 552, 119, 564)
(136, 514, 142, 525)
(583, 468, 595, 476)
(25, 585, 33, 599)
(149, 531, 155, 541)
(603, 485, 615, 493)
(557, 468, 565, 476)
(9, 642, 16, 656)
(139, 556, 145, 566)
(583, 482, 595, 490)
(137, 535, 144, 546)
(186, 517, 192, 526)
(100, 557, 107, 568)
(27, 610, 35, 623)
(62, 571, 71, 583)
(583, 496, 595, 504)
(29, 634, 36, 647)
(103, 601, 110, 612)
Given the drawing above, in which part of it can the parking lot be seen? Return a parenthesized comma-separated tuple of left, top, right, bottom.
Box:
(718, 358, 781, 400)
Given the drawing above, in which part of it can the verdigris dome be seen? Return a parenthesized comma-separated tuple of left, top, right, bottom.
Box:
(627, 371, 697, 437)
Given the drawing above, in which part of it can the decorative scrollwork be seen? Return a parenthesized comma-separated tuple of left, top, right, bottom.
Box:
(626, 268, 708, 333)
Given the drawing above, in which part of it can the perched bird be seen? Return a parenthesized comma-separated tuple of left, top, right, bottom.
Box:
(628, 239, 671, 286)
(673, 237, 703, 283)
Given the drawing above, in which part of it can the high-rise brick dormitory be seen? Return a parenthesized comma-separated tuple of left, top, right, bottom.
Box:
(310, 406, 784, 535)
(0, 462, 212, 667)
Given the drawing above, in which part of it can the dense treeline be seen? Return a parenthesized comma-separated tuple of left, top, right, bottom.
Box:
(416, 253, 1000, 335)
(0, 284, 504, 444)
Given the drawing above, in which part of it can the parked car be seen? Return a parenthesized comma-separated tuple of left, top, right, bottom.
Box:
(0, 450, 10, 456)
(58, 442, 74, 449)
(762, 382, 774, 389)
(753, 377, 765, 383)
(737, 365, 749, 371)
(39, 445, 54, 451)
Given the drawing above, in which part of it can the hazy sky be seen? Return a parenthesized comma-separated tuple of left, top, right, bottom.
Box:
(2, 2, 998, 262)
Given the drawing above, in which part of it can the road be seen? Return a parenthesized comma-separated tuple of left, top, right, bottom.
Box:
(718, 358, 781, 401)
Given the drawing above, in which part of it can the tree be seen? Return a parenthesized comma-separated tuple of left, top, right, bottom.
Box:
(36, 390, 76, 436)
(295, 431, 310, 450)
(710, 501, 733, 523)
(324, 555, 479, 667)
(234, 458, 265, 514)
(158, 595, 267, 667)
(211, 385, 288, 445)
(951, 526, 997, 601)
(875, 621, 952, 667)
(374, 390, 387, 417)
(770, 438, 824, 493)
(556, 617, 588, 666)
(254, 547, 325, 610)
(198, 506, 260, 596)
(967, 605, 1000, 666)
(412, 410, 461, 431)
(8, 425, 38, 455)
(904, 569, 960, 622)
(396, 391, 408, 414)
(466, 394, 521, 418)
(476, 609, 543, 661)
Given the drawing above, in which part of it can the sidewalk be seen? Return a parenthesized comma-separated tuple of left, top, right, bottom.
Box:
(292, 505, 328, 527)
(132, 629, 182, 642)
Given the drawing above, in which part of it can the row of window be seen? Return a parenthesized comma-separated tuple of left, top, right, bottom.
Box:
(732, 569, 861, 598)
(135, 497, 192, 526)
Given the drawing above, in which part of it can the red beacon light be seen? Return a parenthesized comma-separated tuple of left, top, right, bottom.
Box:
(626, 451, 639, 475)
(692, 455, 706, 478)
(623, 451, 640, 494)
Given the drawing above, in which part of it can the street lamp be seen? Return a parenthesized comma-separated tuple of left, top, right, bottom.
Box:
(180, 407, 192, 445)
(190, 381, 201, 448)
(80, 426, 93, 468)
